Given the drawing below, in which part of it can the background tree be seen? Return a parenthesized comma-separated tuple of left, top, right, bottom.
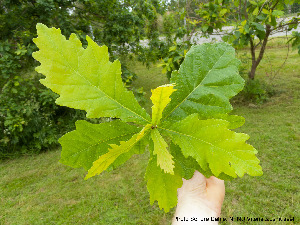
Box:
(193, 0, 300, 79)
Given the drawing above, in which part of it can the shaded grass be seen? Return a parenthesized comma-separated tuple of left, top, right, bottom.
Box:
(1, 40, 299, 224)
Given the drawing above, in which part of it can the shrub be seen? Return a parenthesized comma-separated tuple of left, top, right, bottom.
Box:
(0, 41, 87, 157)
(234, 78, 276, 104)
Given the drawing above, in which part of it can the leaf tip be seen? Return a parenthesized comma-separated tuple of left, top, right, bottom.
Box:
(36, 23, 46, 31)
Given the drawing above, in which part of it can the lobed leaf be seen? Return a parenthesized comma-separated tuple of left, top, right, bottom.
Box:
(151, 129, 175, 174)
(162, 43, 244, 124)
(151, 84, 176, 126)
(145, 154, 182, 213)
(59, 120, 140, 170)
(33, 23, 150, 125)
(170, 142, 234, 181)
(85, 125, 151, 180)
(160, 114, 263, 178)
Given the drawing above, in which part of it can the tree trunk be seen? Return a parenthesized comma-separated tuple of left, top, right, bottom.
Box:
(249, 61, 258, 80)
(248, 24, 272, 80)
(249, 37, 256, 80)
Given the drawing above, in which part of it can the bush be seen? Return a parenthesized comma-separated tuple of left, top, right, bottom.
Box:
(0, 71, 86, 158)
(234, 78, 276, 104)
(0, 41, 85, 158)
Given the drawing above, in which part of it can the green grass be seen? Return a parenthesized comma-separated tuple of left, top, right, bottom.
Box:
(1, 41, 299, 224)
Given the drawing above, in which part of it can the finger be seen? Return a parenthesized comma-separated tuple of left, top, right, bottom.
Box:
(206, 176, 225, 213)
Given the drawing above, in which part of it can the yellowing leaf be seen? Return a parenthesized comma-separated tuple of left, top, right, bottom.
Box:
(59, 120, 140, 170)
(253, 7, 259, 16)
(145, 155, 182, 212)
(85, 126, 150, 180)
(161, 114, 263, 178)
(219, 8, 227, 16)
(151, 129, 174, 174)
(33, 23, 150, 125)
(137, 124, 152, 140)
(169, 46, 176, 52)
(151, 84, 176, 126)
(262, 8, 270, 15)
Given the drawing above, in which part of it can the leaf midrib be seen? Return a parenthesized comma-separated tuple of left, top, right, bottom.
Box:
(162, 48, 230, 122)
(63, 130, 139, 162)
(87, 128, 151, 176)
(46, 34, 150, 124)
(159, 125, 235, 158)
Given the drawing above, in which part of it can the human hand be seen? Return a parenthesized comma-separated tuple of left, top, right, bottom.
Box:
(172, 171, 225, 225)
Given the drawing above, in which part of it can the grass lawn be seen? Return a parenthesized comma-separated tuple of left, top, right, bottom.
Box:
(1, 39, 299, 224)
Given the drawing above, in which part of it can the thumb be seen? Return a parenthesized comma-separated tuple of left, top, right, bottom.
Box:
(206, 176, 225, 216)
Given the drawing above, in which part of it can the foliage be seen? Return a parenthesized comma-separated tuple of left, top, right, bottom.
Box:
(0, 0, 90, 64)
(288, 31, 300, 54)
(237, 79, 276, 104)
(0, 21, 84, 157)
(0, 73, 53, 156)
(233, 51, 275, 104)
(193, 0, 300, 79)
(0, 69, 90, 157)
(158, 41, 190, 80)
(151, 3, 195, 79)
(160, 0, 300, 80)
(33, 24, 262, 212)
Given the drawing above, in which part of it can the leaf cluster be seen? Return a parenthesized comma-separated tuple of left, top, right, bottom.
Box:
(33, 24, 263, 212)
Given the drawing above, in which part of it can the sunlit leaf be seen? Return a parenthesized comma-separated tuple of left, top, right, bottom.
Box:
(33, 24, 150, 125)
(161, 114, 263, 178)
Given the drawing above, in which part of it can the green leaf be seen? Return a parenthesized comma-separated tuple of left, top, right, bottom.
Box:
(145, 154, 183, 213)
(151, 84, 176, 126)
(59, 120, 140, 170)
(162, 43, 244, 124)
(249, 0, 258, 5)
(272, 10, 284, 17)
(253, 7, 259, 16)
(214, 114, 245, 129)
(161, 114, 263, 178)
(85, 125, 150, 180)
(262, 8, 270, 15)
(108, 131, 150, 171)
(219, 8, 227, 16)
(33, 23, 150, 125)
(169, 142, 199, 180)
(151, 129, 175, 174)
(252, 22, 265, 32)
(170, 142, 234, 180)
(169, 46, 176, 52)
(202, 25, 209, 32)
